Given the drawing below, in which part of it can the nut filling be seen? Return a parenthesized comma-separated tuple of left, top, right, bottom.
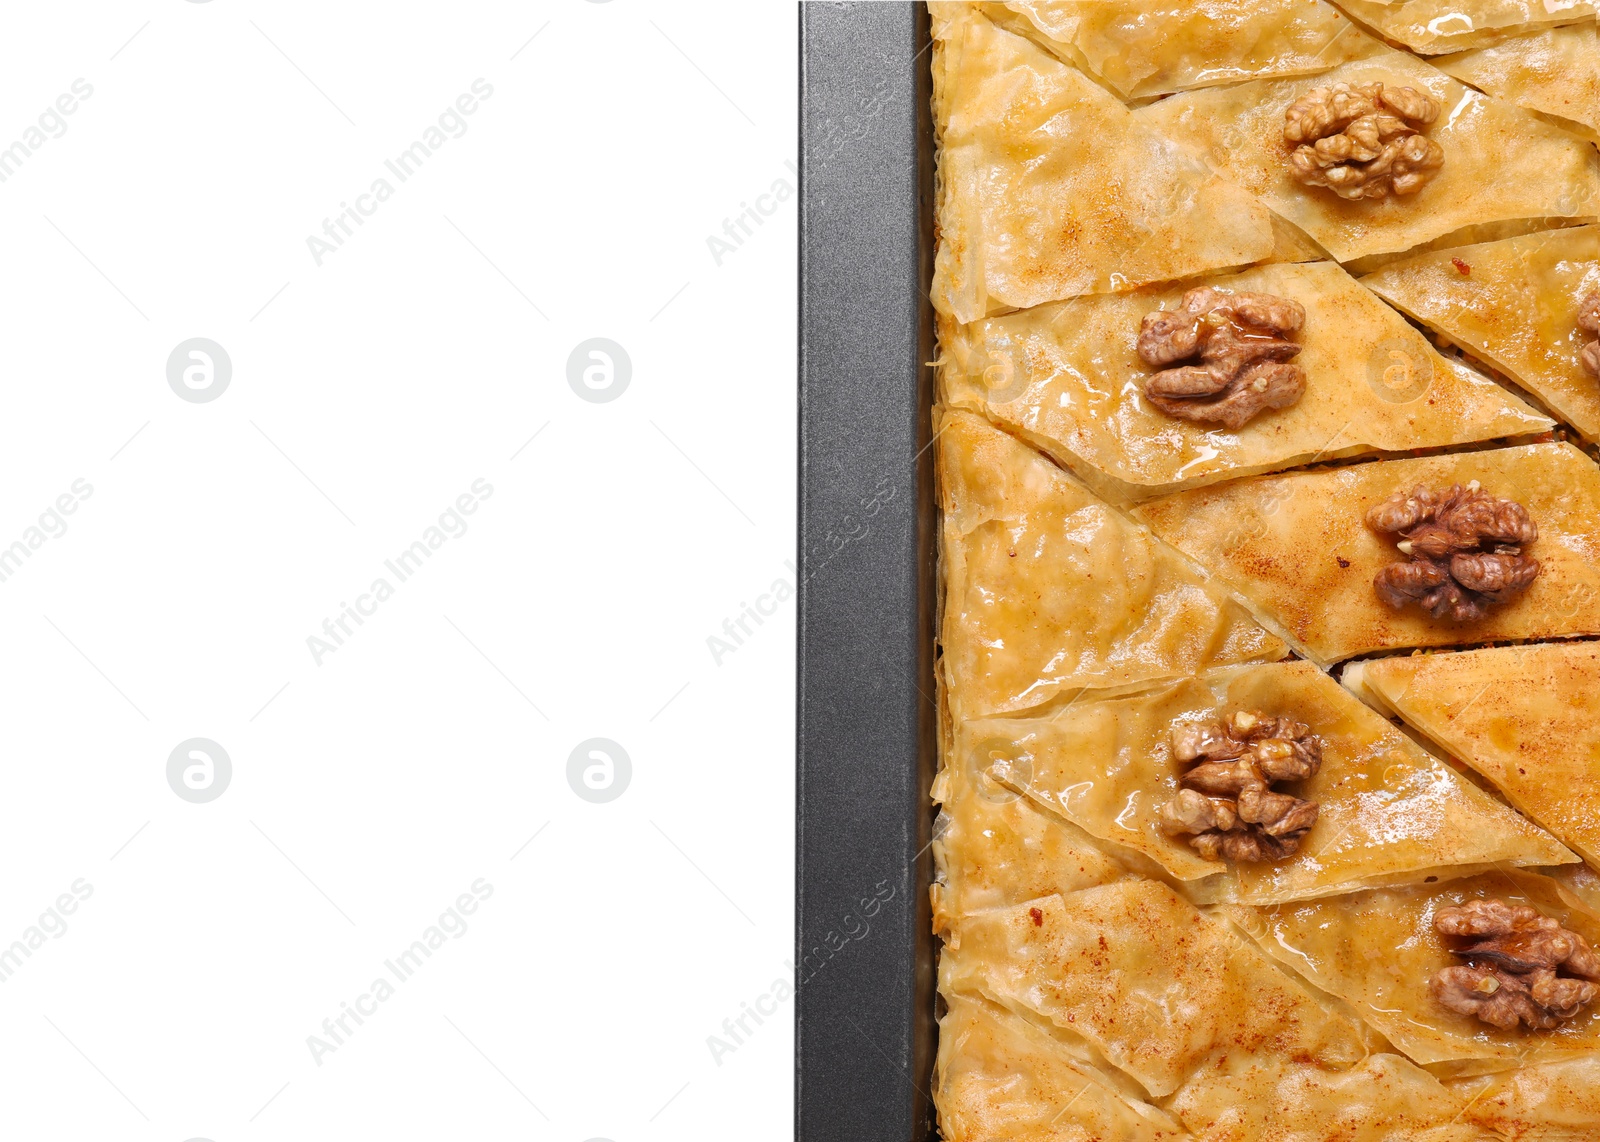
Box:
(1158, 710, 1321, 863)
(1136, 287, 1308, 429)
(1580, 291, 1599, 377)
(1430, 899, 1600, 1031)
(1367, 482, 1540, 622)
(1284, 81, 1443, 200)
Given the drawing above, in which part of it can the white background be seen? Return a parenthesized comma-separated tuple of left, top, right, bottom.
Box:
(0, 2, 797, 1138)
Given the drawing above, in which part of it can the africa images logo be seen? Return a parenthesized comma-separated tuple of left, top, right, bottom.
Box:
(167, 338, 232, 403)
(566, 338, 631, 403)
(567, 738, 631, 803)
(167, 738, 232, 803)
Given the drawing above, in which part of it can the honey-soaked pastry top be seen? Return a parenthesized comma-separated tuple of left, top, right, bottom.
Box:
(1137, 46, 1600, 264)
(1168, 1051, 1498, 1142)
(1363, 224, 1600, 441)
(930, 5, 1274, 321)
(931, 740, 1126, 938)
(1133, 443, 1600, 663)
(999, 0, 1384, 100)
(934, 992, 1191, 1141)
(1436, 23, 1600, 142)
(1226, 870, 1600, 1068)
(1353, 642, 1600, 868)
(1450, 1053, 1600, 1139)
(940, 879, 1366, 1098)
(1335, 0, 1597, 56)
(964, 661, 1572, 905)
(938, 410, 1284, 719)
(940, 260, 1549, 500)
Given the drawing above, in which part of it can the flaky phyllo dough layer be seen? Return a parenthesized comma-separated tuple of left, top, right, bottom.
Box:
(930, 3, 1600, 1139)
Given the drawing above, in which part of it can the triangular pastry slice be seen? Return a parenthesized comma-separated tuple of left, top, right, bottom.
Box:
(999, 0, 1384, 100)
(1132, 443, 1600, 664)
(1436, 24, 1600, 144)
(938, 410, 1285, 719)
(1362, 226, 1600, 441)
(1137, 47, 1600, 264)
(1349, 643, 1600, 867)
(940, 880, 1367, 1098)
(1226, 870, 1600, 1070)
(1334, 0, 1597, 56)
(964, 661, 1573, 905)
(935, 992, 1193, 1141)
(930, 5, 1274, 321)
(940, 260, 1550, 501)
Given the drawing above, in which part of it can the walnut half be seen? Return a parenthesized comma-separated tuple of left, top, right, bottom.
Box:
(1580, 290, 1599, 377)
(1136, 287, 1308, 430)
(1284, 81, 1444, 201)
(1367, 481, 1540, 622)
(1158, 710, 1321, 863)
(1430, 899, 1600, 1031)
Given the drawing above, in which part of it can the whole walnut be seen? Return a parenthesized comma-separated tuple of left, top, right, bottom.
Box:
(1136, 288, 1307, 429)
(1159, 710, 1321, 863)
(1430, 899, 1600, 1031)
(1367, 482, 1540, 622)
(1284, 81, 1444, 200)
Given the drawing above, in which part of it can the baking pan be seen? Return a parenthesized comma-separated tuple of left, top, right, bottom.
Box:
(797, 3, 938, 1140)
